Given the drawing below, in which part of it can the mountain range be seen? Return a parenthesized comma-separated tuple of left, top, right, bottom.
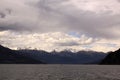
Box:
(0, 45, 107, 64)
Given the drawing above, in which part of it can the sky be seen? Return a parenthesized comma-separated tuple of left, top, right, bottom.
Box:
(0, 0, 120, 52)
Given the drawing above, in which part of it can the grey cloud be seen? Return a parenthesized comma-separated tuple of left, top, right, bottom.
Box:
(0, 12, 6, 18)
(0, 8, 12, 19)
(0, 25, 31, 32)
(56, 41, 79, 46)
(5, 8, 12, 14)
(117, 0, 120, 2)
(62, 11, 120, 38)
(24, 0, 120, 39)
(0, 0, 120, 39)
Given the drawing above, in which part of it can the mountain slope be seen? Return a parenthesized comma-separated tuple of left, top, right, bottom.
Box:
(100, 49, 120, 65)
(0, 45, 44, 64)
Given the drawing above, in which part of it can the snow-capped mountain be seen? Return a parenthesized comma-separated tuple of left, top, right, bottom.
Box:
(0, 44, 107, 64)
(18, 49, 107, 64)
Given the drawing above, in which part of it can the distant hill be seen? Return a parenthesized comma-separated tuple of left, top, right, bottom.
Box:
(100, 49, 120, 65)
(0, 45, 44, 64)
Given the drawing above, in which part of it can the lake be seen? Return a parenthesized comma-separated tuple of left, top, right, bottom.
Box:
(0, 65, 120, 80)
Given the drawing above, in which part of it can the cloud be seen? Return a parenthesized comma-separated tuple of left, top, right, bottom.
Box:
(0, 31, 98, 51)
(0, 0, 120, 52)
(0, 0, 120, 38)
(0, 31, 119, 52)
(0, 12, 6, 18)
(117, 0, 120, 2)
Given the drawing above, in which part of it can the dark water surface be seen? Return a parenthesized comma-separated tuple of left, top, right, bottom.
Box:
(0, 64, 120, 80)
